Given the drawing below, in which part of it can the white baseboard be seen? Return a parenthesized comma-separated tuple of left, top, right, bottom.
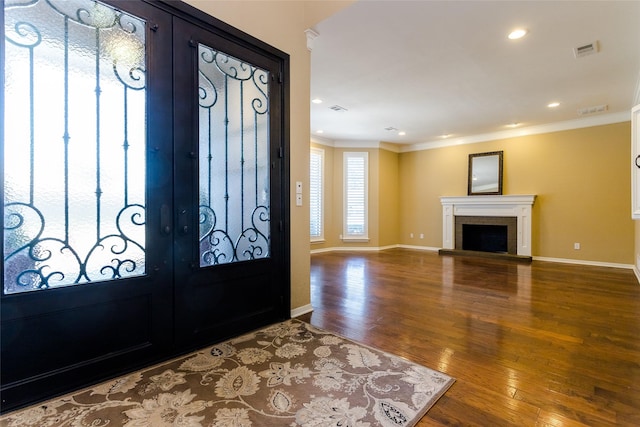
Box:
(311, 244, 445, 254)
(311, 244, 401, 254)
(310, 245, 635, 271)
(533, 256, 634, 270)
(310, 247, 336, 254)
(397, 244, 441, 252)
(290, 304, 313, 318)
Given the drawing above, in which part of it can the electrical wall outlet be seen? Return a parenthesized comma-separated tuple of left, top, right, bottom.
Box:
(574, 242, 580, 250)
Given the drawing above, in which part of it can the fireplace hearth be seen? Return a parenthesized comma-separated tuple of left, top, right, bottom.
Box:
(440, 195, 536, 261)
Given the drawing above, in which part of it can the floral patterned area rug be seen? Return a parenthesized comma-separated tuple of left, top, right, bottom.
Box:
(0, 319, 454, 427)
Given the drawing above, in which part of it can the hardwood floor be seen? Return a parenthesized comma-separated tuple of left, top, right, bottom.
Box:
(298, 249, 640, 426)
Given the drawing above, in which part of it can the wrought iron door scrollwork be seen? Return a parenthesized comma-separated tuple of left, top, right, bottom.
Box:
(197, 43, 271, 267)
(4, 203, 145, 293)
(199, 205, 269, 265)
(3, 0, 148, 294)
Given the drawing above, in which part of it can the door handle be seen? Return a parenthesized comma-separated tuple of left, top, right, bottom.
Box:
(160, 204, 171, 235)
(178, 208, 189, 235)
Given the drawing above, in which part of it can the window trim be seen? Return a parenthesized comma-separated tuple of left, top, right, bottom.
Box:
(310, 147, 324, 242)
(342, 151, 369, 242)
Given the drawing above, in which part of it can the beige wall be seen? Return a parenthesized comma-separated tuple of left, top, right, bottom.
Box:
(314, 123, 633, 266)
(310, 146, 400, 251)
(399, 122, 633, 264)
(635, 103, 640, 277)
(310, 142, 336, 247)
(332, 148, 381, 247)
(378, 149, 400, 247)
(636, 221, 640, 273)
(182, 2, 637, 312)
(183, 0, 354, 311)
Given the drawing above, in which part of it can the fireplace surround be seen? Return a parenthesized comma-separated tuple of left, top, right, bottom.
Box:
(440, 195, 536, 257)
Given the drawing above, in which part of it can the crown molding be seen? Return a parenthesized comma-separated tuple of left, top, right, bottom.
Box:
(333, 140, 383, 149)
(401, 111, 630, 152)
(310, 135, 334, 147)
(310, 137, 402, 152)
(380, 142, 402, 153)
(310, 110, 631, 153)
(304, 29, 319, 52)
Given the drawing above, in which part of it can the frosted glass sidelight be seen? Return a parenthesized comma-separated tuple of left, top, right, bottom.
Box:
(197, 44, 270, 266)
(3, 0, 147, 293)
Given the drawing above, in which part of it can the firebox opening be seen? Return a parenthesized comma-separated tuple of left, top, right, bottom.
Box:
(454, 215, 518, 255)
(462, 224, 508, 253)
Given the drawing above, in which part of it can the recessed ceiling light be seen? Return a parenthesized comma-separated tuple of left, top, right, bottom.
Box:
(506, 122, 520, 128)
(316, 130, 323, 134)
(311, 98, 323, 104)
(508, 29, 527, 40)
(441, 134, 451, 139)
(398, 131, 406, 136)
(547, 102, 560, 108)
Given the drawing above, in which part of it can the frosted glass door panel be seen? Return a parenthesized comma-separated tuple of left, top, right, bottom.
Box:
(198, 44, 270, 266)
(3, 0, 147, 293)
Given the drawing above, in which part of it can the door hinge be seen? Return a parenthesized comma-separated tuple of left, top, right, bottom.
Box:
(279, 220, 283, 232)
(278, 147, 284, 158)
(278, 72, 283, 83)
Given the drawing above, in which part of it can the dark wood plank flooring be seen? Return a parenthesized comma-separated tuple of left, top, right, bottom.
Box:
(298, 249, 640, 426)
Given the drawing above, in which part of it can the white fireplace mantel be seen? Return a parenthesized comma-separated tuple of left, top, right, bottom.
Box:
(440, 195, 536, 256)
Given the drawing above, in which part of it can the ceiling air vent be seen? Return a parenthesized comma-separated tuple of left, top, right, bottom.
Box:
(577, 104, 608, 116)
(329, 105, 348, 112)
(573, 41, 599, 58)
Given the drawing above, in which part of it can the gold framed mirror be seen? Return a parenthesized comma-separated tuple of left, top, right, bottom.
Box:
(468, 151, 503, 195)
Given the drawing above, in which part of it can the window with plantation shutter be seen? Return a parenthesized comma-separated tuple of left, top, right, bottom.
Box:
(343, 152, 368, 240)
(310, 147, 324, 240)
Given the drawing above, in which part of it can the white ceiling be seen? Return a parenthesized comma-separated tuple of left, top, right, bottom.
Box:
(309, 0, 640, 147)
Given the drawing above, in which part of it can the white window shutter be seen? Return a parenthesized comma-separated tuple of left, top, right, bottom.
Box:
(310, 148, 324, 239)
(343, 152, 368, 239)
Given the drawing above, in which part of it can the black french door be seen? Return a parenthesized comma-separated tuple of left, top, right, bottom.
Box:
(1, 0, 289, 412)
(171, 17, 288, 349)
